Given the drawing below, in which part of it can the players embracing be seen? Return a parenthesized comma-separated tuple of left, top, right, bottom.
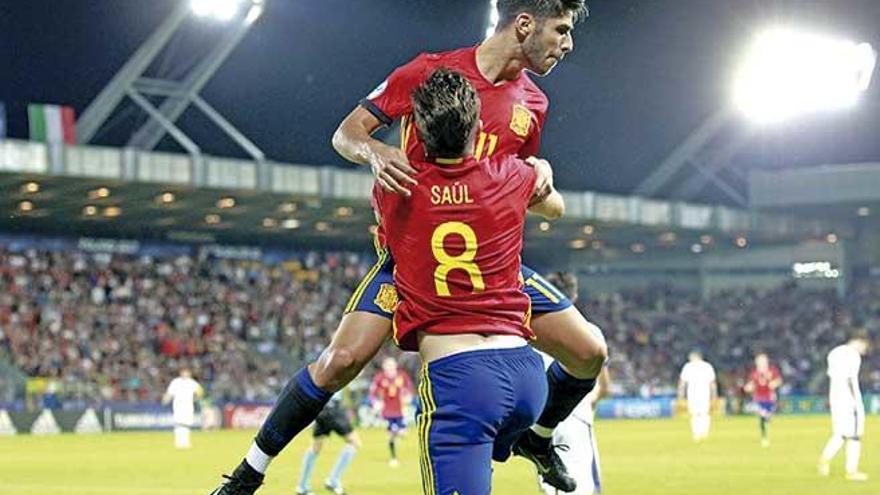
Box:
(376, 66, 565, 495)
(211, 1, 608, 494)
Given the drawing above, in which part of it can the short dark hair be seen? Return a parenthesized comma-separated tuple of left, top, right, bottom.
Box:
(497, 0, 589, 27)
(411, 68, 480, 159)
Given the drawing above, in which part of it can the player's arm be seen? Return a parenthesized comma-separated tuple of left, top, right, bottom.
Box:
(769, 373, 783, 390)
(529, 190, 564, 220)
(332, 56, 427, 195)
(524, 157, 564, 219)
(332, 107, 417, 195)
(676, 378, 686, 400)
(523, 156, 555, 206)
(195, 383, 205, 400)
(709, 380, 718, 402)
(590, 367, 611, 401)
(849, 376, 862, 403)
(743, 374, 755, 393)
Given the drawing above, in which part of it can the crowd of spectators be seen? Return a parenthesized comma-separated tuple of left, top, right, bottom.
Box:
(589, 281, 880, 397)
(0, 247, 372, 404)
(1, 244, 878, 406)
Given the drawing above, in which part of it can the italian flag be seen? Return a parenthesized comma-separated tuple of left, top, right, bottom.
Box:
(28, 104, 77, 144)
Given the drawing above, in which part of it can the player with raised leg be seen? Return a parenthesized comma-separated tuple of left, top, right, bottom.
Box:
(818, 336, 870, 481)
(743, 353, 782, 447)
(377, 67, 564, 495)
(210, 2, 606, 493)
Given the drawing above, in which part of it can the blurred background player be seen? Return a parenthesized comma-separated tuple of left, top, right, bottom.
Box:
(677, 352, 717, 442)
(369, 357, 414, 467)
(538, 272, 609, 495)
(162, 368, 203, 449)
(295, 392, 361, 495)
(743, 353, 782, 447)
(818, 336, 870, 481)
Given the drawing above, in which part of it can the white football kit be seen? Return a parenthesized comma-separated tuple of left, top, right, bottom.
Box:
(165, 376, 202, 449)
(680, 360, 716, 414)
(166, 377, 202, 426)
(680, 359, 715, 441)
(827, 345, 864, 438)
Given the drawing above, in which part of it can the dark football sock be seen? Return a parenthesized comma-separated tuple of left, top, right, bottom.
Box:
(760, 416, 768, 439)
(535, 361, 596, 435)
(389, 438, 398, 460)
(254, 367, 332, 457)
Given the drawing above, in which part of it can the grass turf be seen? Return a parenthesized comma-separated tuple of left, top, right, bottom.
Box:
(1, 415, 876, 494)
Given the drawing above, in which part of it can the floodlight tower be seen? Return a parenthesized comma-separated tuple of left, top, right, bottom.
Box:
(76, 0, 266, 163)
(635, 27, 876, 205)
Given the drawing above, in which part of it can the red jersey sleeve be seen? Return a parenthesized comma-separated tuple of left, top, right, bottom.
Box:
(360, 53, 430, 126)
(500, 155, 539, 205)
(772, 367, 782, 382)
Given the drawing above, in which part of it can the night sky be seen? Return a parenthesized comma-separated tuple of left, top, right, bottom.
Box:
(2, 0, 879, 198)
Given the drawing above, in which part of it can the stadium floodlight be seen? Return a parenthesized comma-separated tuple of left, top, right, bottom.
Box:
(733, 27, 877, 124)
(485, 0, 499, 40)
(191, 0, 263, 23)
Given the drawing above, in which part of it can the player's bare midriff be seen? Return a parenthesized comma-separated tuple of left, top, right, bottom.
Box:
(418, 332, 528, 363)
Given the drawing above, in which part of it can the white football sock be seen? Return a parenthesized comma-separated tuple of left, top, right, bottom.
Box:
(845, 439, 862, 474)
(246, 441, 275, 474)
(821, 435, 844, 461)
(701, 415, 712, 438)
(174, 426, 191, 449)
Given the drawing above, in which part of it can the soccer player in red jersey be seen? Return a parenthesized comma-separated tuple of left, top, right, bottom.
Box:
(211, 2, 605, 493)
(369, 357, 414, 466)
(375, 67, 564, 495)
(332, 1, 606, 489)
(744, 353, 783, 447)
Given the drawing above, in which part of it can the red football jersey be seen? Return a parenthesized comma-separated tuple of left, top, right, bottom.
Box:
(369, 370, 413, 418)
(375, 154, 537, 351)
(362, 46, 549, 248)
(748, 366, 782, 402)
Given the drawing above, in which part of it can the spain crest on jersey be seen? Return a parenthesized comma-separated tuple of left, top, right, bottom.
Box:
(374, 283, 399, 314)
(509, 104, 532, 137)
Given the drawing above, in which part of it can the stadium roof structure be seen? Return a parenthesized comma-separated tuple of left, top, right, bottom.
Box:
(0, 139, 845, 256)
(750, 163, 880, 225)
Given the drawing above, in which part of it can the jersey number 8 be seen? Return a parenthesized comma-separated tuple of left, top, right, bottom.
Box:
(431, 221, 485, 296)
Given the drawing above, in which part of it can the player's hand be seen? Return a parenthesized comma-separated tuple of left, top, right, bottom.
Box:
(525, 156, 554, 202)
(367, 142, 418, 196)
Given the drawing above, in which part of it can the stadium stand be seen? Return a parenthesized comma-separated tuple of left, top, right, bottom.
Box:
(0, 245, 373, 405)
(1, 238, 877, 409)
(590, 281, 880, 397)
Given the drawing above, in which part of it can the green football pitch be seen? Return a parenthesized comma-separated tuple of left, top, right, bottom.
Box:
(1, 416, 877, 494)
